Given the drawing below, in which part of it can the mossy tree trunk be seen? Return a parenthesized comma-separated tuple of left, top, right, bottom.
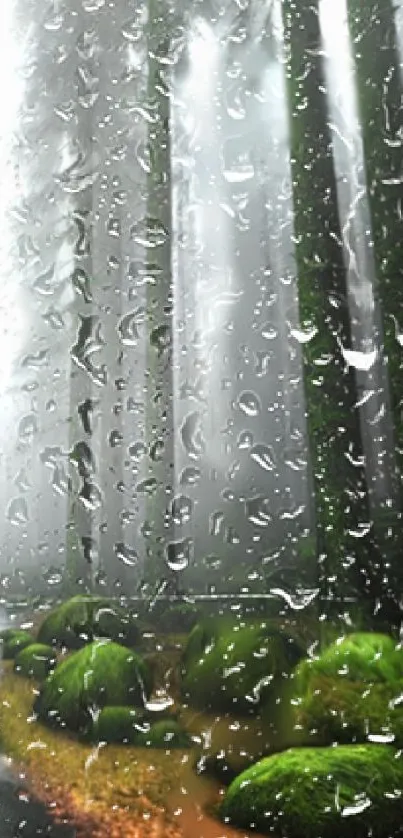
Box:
(282, 0, 379, 621)
(347, 0, 403, 623)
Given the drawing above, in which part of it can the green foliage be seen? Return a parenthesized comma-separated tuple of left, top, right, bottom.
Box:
(14, 643, 57, 682)
(137, 720, 191, 749)
(220, 745, 403, 838)
(94, 706, 150, 745)
(295, 633, 403, 692)
(1, 630, 33, 660)
(182, 618, 302, 713)
(37, 595, 139, 650)
(36, 640, 152, 735)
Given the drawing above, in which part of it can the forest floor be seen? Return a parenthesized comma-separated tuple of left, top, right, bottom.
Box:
(0, 663, 188, 838)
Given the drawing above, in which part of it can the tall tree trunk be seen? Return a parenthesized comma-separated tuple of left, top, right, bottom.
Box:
(282, 0, 378, 621)
(347, 0, 403, 623)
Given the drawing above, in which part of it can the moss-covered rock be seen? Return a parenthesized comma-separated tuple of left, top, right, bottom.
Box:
(37, 595, 139, 650)
(182, 618, 302, 713)
(294, 673, 403, 746)
(94, 705, 150, 744)
(1, 629, 33, 660)
(36, 640, 152, 734)
(295, 633, 403, 690)
(14, 643, 57, 681)
(220, 745, 403, 838)
(292, 633, 403, 746)
(137, 720, 192, 749)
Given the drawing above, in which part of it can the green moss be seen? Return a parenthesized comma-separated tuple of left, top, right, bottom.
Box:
(294, 673, 403, 746)
(282, 0, 377, 614)
(221, 745, 403, 838)
(1, 630, 33, 660)
(36, 640, 152, 735)
(182, 618, 302, 713)
(93, 706, 150, 744)
(296, 633, 403, 691)
(14, 644, 57, 682)
(137, 720, 191, 749)
(37, 595, 139, 650)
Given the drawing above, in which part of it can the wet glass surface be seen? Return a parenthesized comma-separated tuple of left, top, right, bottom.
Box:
(0, 0, 402, 836)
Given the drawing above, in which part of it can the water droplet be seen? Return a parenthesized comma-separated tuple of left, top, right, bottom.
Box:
(340, 342, 378, 372)
(238, 391, 261, 418)
(128, 442, 147, 461)
(18, 413, 38, 444)
(42, 567, 63, 586)
(150, 324, 171, 354)
(114, 542, 138, 567)
(21, 350, 49, 370)
(144, 692, 174, 713)
(71, 315, 106, 387)
(14, 469, 30, 492)
(135, 140, 151, 173)
(289, 324, 318, 344)
(130, 217, 169, 249)
(222, 140, 255, 184)
(367, 733, 395, 743)
(76, 64, 99, 109)
(33, 264, 55, 295)
(78, 399, 96, 434)
(179, 466, 201, 486)
(82, 0, 105, 10)
(136, 477, 158, 495)
(245, 496, 271, 527)
(270, 587, 319, 610)
(40, 447, 63, 469)
(204, 554, 222, 570)
(209, 511, 224, 536)
(225, 527, 240, 544)
(255, 352, 272, 377)
(280, 505, 305, 521)
(118, 308, 146, 345)
(109, 430, 123, 448)
(52, 464, 72, 496)
(150, 440, 165, 462)
(165, 538, 193, 571)
(181, 411, 204, 460)
(250, 444, 276, 471)
(72, 268, 93, 302)
(107, 218, 121, 238)
(78, 481, 103, 511)
(171, 495, 193, 526)
(237, 430, 253, 449)
(225, 87, 246, 121)
(43, 308, 65, 330)
(44, 10, 64, 30)
(122, 15, 143, 42)
(70, 441, 95, 478)
(340, 795, 371, 818)
(7, 497, 28, 526)
(261, 323, 278, 340)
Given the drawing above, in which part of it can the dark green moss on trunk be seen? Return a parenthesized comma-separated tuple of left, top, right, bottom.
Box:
(347, 0, 403, 621)
(282, 0, 377, 616)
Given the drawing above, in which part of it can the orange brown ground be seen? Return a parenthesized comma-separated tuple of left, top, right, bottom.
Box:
(0, 663, 186, 838)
